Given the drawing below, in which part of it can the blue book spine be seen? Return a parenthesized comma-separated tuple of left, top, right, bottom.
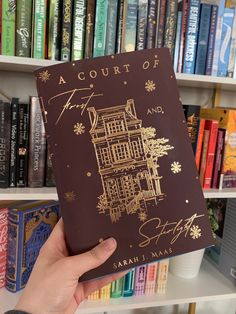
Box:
(183, 0, 200, 74)
(227, 13, 236, 77)
(105, 0, 118, 55)
(146, 0, 158, 49)
(123, 268, 135, 297)
(122, 0, 138, 52)
(136, 0, 148, 50)
(211, 0, 226, 76)
(173, 11, 182, 72)
(195, 4, 212, 75)
(205, 5, 218, 76)
(217, 8, 235, 77)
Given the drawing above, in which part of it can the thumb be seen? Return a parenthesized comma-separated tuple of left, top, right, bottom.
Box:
(66, 238, 117, 279)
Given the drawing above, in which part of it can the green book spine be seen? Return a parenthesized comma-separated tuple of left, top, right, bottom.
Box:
(16, 0, 33, 57)
(60, 0, 73, 61)
(105, 0, 118, 55)
(48, 0, 61, 60)
(1, 0, 16, 56)
(0, 0, 3, 53)
(122, 0, 138, 53)
(111, 277, 124, 298)
(93, 0, 108, 57)
(33, 0, 47, 59)
(71, 0, 86, 61)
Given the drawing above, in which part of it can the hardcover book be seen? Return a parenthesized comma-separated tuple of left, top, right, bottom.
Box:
(9, 98, 19, 187)
(60, 0, 73, 61)
(35, 48, 214, 282)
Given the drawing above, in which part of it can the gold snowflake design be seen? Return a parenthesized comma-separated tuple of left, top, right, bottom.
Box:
(190, 225, 202, 240)
(145, 80, 156, 92)
(64, 191, 76, 202)
(171, 161, 182, 174)
(138, 212, 148, 222)
(74, 123, 85, 135)
(38, 70, 51, 83)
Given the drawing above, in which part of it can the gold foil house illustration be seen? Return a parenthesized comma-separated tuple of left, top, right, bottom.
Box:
(87, 99, 170, 223)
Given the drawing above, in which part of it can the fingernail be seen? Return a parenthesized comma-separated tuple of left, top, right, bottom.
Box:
(100, 237, 116, 252)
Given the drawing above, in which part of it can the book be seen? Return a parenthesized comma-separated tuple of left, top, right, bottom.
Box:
(0, 203, 8, 288)
(16, 0, 33, 57)
(35, 48, 214, 282)
(1, 0, 16, 56)
(32, 0, 47, 59)
(123, 268, 135, 296)
(0, 0, 2, 54)
(93, 0, 108, 57)
(111, 276, 124, 298)
(87, 289, 100, 300)
(177, 0, 189, 73)
(134, 264, 147, 296)
(48, 0, 62, 60)
(156, 258, 169, 294)
(146, 0, 158, 49)
(212, 129, 225, 188)
(121, 0, 138, 52)
(199, 129, 210, 186)
(84, 0, 95, 58)
(173, 11, 182, 72)
(60, 0, 73, 61)
(105, 0, 118, 55)
(155, 0, 166, 48)
(100, 283, 111, 299)
(195, 118, 205, 171)
(200, 108, 236, 188)
(144, 262, 158, 294)
(116, 0, 125, 53)
(136, 0, 148, 51)
(227, 8, 236, 77)
(71, 0, 86, 61)
(9, 98, 19, 187)
(163, 0, 178, 59)
(45, 143, 56, 187)
(5, 201, 60, 292)
(0, 101, 11, 188)
(28, 96, 46, 187)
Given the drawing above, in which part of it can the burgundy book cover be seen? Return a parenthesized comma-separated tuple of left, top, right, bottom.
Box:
(34, 48, 214, 281)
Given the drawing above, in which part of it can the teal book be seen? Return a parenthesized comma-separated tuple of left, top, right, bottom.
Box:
(48, 0, 62, 60)
(5, 201, 60, 292)
(122, 0, 138, 52)
(71, 0, 86, 61)
(33, 0, 47, 59)
(105, 0, 118, 55)
(93, 0, 108, 57)
(111, 276, 125, 298)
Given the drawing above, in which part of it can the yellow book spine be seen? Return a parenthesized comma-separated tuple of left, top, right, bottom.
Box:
(87, 289, 100, 301)
(156, 259, 169, 294)
(99, 283, 111, 300)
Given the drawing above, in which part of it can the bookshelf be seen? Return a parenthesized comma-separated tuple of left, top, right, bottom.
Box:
(1, 260, 236, 313)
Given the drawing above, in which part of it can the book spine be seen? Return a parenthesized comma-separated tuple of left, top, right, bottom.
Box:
(163, 0, 178, 59)
(156, 259, 169, 294)
(87, 289, 100, 300)
(16, 0, 33, 57)
(177, 0, 189, 73)
(173, 11, 182, 72)
(28, 97, 46, 187)
(183, 0, 200, 74)
(199, 129, 210, 186)
(195, 118, 205, 171)
(0, 102, 11, 188)
(48, 0, 61, 60)
(195, 4, 211, 75)
(105, 0, 118, 55)
(84, 0, 95, 58)
(60, 0, 73, 61)
(233, 56, 236, 78)
(33, 0, 47, 59)
(99, 283, 111, 299)
(136, 0, 148, 50)
(116, 0, 124, 53)
(212, 129, 225, 188)
(0, 0, 2, 54)
(211, 0, 226, 76)
(16, 103, 29, 187)
(184, 104, 201, 155)
(155, 0, 166, 48)
(9, 98, 19, 187)
(217, 8, 235, 77)
(146, 0, 158, 49)
(227, 11, 236, 77)
(144, 262, 158, 295)
(203, 120, 219, 189)
(71, 0, 86, 61)
(121, 0, 138, 53)
(93, 0, 108, 57)
(45, 143, 56, 186)
(1, 0, 16, 55)
(111, 276, 124, 298)
(134, 265, 147, 296)
(0, 208, 8, 288)
(205, 5, 218, 76)
(123, 268, 135, 297)
(6, 210, 20, 292)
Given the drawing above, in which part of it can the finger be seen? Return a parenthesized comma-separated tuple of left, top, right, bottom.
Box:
(67, 237, 117, 278)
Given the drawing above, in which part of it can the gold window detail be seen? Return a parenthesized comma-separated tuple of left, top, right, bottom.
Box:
(101, 147, 110, 165)
(132, 141, 140, 158)
(107, 120, 125, 135)
(112, 143, 130, 162)
(106, 179, 119, 198)
(122, 175, 135, 198)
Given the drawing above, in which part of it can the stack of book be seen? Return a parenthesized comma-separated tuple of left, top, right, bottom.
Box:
(0, 0, 236, 78)
(183, 105, 236, 189)
(0, 97, 56, 188)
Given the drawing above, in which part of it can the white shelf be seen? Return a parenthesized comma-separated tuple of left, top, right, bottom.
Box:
(1, 55, 236, 91)
(1, 187, 236, 200)
(0, 260, 235, 314)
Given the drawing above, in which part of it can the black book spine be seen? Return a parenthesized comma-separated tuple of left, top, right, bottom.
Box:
(60, 0, 73, 61)
(146, 0, 158, 49)
(45, 142, 56, 187)
(84, 0, 95, 58)
(116, 0, 124, 53)
(9, 98, 19, 187)
(16, 103, 29, 187)
(0, 101, 11, 188)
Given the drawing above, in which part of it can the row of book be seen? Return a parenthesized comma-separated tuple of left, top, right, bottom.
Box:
(1, 0, 236, 78)
(184, 105, 236, 189)
(0, 200, 170, 295)
(0, 97, 56, 188)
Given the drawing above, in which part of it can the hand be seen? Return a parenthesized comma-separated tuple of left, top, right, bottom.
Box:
(15, 218, 124, 314)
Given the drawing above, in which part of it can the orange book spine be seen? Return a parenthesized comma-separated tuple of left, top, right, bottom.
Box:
(156, 259, 169, 294)
(195, 119, 205, 171)
(203, 120, 219, 189)
(144, 262, 158, 295)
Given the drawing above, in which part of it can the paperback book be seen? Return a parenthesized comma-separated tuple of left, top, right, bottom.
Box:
(35, 48, 214, 282)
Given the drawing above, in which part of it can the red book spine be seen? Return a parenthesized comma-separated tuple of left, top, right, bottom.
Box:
(144, 262, 158, 295)
(195, 118, 205, 171)
(177, 0, 189, 73)
(212, 129, 225, 189)
(0, 208, 8, 288)
(203, 120, 219, 189)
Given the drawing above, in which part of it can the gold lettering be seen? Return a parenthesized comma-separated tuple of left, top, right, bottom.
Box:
(153, 59, 159, 68)
(113, 66, 121, 74)
(143, 61, 150, 70)
(90, 70, 97, 79)
(59, 76, 66, 85)
(101, 68, 109, 76)
(123, 64, 130, 72)
(78, 72, 85, 80)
